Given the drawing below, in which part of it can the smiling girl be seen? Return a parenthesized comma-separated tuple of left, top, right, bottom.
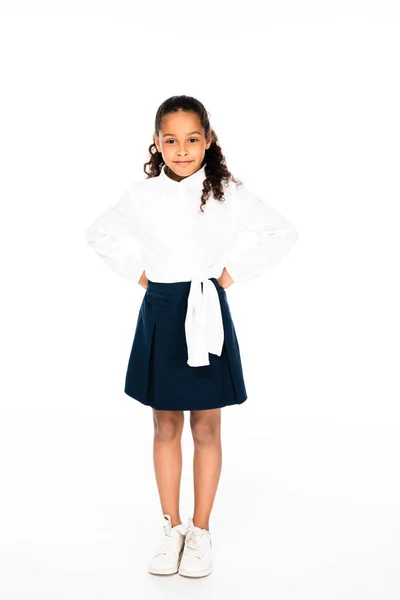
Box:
(85, 95, 298, 578)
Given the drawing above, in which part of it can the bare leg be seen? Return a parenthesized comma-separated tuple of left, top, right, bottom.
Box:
(189, 408, 222, 532)
(152, 409, 185, 528)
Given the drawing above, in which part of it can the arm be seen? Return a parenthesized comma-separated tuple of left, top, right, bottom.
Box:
(225, 183, 298, 284)
(84, 187, 145, 284)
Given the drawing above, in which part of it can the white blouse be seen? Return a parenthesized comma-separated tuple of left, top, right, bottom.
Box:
(85, 163, 298, 367)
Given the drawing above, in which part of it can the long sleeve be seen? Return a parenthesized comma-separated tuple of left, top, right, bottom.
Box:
(84, 187, 145, 284)
(225, 183, 298, 284)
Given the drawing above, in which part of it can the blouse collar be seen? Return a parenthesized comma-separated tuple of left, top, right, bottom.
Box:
(159, 163, 207, 193)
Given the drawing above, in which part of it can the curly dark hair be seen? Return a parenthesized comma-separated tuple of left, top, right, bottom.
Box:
(143, 95, 242, 213)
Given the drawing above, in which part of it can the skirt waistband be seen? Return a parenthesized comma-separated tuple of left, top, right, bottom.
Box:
(147, 277, 219, 296)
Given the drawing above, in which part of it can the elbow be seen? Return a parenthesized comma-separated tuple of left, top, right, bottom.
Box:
(84, 227, 92, 246)
(290, 223, 298, 246)
(85, 226, 99, 246)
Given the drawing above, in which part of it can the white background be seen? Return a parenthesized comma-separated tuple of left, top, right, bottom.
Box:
(1, 2, 399, 598)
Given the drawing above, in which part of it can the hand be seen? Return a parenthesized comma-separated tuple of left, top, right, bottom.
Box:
(138, 270, 148, 289)
(217, 267, 234, 289)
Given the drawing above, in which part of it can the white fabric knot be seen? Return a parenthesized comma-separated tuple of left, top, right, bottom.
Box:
(184, 273, 224, 367)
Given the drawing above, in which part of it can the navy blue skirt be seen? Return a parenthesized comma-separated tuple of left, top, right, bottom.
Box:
(124, 277, 247, 411)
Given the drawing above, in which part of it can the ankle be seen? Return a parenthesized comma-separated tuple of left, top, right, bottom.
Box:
(192, 518, 210, 531)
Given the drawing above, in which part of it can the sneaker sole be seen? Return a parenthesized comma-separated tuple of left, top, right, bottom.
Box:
(148, 566, 179, 575)
(178, 564, 212, 578)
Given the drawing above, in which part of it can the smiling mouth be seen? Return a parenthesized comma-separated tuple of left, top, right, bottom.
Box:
(174, 161, 193, 164)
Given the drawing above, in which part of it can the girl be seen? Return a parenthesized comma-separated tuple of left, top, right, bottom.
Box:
(85, 95, 298, 578)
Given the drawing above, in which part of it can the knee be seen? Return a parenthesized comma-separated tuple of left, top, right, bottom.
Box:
(153, 411, 183, 441)
(190, 419, 221, 444)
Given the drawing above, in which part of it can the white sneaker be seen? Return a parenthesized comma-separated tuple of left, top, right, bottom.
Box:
(178, 517, 213, 578)
(148, 514, 188, 575)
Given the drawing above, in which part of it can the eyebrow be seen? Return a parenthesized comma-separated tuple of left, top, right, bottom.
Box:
(162, 131, 202, 137)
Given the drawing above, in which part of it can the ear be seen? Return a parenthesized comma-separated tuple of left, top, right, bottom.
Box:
(205, 132, 213, 150)
(153, 134, 160, 152)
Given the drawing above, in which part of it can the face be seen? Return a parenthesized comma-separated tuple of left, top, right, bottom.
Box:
(153, 110, 212, 182)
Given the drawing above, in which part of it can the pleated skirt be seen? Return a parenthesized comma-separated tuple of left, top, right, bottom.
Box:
(124, 277, 248, 411)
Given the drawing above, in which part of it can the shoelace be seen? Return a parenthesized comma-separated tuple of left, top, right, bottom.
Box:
(184, 528, 206, 559)
(154, 522, 184, 556)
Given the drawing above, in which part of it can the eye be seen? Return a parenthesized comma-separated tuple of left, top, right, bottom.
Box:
(165, 138, 199, 144)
